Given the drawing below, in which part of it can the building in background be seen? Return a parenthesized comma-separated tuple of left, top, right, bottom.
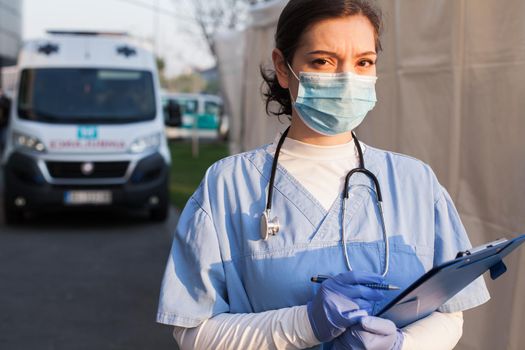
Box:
(0, 0, 23, 70)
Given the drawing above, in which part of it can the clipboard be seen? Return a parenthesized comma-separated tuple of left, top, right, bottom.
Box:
(376, 234, 525, 328)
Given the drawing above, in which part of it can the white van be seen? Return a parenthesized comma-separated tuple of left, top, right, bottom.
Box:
(162, 92, 228, 140)
(0, 31, 171, 224)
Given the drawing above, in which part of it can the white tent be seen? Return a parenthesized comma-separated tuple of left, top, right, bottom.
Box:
(215, 1, 525, 349)
(215, 0, 289, 154)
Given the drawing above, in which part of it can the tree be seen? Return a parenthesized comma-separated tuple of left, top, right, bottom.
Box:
(166, 73, 207, 93)
(156, 56, 169, 88)
(172, 0, 270, 58)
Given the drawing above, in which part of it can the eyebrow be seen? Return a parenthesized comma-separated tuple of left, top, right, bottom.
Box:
(306, 50, 377, 57)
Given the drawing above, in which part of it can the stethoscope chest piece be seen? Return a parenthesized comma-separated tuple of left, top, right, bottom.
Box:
(260, 209, 279, 240)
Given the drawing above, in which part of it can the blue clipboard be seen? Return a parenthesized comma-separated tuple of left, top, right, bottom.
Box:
(376, 234, 525, 328)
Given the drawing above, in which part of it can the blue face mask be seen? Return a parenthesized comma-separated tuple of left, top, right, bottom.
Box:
(287, 63, 377, 136)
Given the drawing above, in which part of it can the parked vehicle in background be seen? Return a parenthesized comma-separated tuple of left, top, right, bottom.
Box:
(0, 31, 171, 224)
(162, 92, 229, 140)
(0, 66, 17, 152)
(0, 92, 9, 153)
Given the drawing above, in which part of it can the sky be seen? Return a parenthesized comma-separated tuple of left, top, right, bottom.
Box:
(22, 0, 215, 77)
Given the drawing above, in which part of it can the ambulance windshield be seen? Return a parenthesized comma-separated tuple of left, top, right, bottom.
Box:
(17, 68, 156, 124)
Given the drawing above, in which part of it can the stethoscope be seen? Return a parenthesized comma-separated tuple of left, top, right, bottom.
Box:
(259, 127, 390, 277)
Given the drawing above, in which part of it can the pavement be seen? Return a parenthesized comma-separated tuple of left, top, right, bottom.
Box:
(0, 169, 181, 350)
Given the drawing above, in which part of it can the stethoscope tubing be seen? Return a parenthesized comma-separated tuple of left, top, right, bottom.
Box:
(263, 127, 390, 277)
(266, 127, 289, 211)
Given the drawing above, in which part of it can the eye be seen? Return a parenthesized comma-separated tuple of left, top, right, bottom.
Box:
(312, 58, 329, 66)
(358, 59, 375, 68)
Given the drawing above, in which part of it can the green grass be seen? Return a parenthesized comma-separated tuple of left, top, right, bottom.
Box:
(168, 140, 229, 210)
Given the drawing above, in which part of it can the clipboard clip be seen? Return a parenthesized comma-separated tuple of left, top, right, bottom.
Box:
(489, 260, 507, 280)
(455, 238, 508, 259)
(455, 238, 509, 280)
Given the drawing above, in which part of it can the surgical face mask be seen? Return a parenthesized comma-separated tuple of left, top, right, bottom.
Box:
(287, 62, 377, 136)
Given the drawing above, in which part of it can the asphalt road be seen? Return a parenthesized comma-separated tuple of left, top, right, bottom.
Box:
(0, 172, 180, 350)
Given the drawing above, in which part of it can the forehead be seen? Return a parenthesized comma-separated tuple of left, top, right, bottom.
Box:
(297, 15, 376, 53)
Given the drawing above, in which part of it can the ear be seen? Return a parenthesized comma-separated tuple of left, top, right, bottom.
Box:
(272, 48, 290, 89)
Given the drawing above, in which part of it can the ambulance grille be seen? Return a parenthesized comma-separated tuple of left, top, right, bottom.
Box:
(46, 161, 129, 179)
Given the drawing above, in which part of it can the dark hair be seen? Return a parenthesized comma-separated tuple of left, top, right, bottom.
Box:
(261, 0, 383, 117)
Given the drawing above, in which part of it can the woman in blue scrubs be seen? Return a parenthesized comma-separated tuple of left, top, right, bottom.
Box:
(157, 0, 490, 349)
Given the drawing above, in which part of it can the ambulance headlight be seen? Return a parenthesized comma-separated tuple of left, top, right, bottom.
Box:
(13, 132, 46, 153)
(129, 133, 161, 154)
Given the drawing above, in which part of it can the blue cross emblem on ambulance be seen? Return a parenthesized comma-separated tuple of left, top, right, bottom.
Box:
(77, 126, 98, 140)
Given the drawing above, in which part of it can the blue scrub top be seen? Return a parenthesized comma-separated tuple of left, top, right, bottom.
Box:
(157, 142, 490, 336)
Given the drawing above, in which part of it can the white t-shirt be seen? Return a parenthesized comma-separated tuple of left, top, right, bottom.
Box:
(267, 135, 363, 210)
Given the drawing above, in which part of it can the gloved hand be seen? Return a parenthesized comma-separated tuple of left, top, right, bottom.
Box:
(307, 271, 385, 343)
(332, 316, 404, 350)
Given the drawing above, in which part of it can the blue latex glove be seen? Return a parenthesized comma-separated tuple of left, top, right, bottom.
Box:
(307, 271, 385, 343)
(332, 316, 404, 350)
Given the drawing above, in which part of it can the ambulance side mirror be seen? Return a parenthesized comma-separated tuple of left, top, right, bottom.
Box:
(0, 94, 11, 128)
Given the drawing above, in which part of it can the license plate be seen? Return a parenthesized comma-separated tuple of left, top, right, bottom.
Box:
(64, 191, 112, 205)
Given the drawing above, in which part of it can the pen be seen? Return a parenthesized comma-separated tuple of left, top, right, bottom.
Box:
(310, 275, 400, 291)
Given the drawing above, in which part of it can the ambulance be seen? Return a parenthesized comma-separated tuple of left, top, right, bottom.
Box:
(162, 92, 228, 140)
(0, 31, 171, 224)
